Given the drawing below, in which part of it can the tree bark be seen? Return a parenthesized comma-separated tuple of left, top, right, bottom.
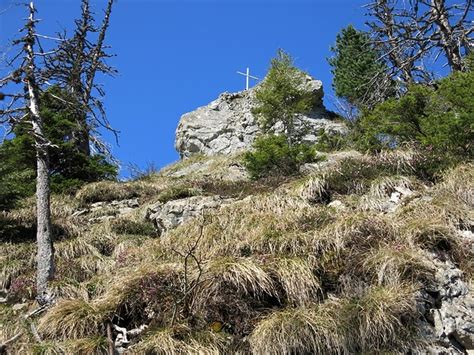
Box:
(25, 1, 54, 301)
(71, 0, 91, 156)
(34, 140, 54, 300)
(430, 0, 464, 71)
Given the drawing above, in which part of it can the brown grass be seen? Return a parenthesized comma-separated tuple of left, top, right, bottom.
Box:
(198, 257, 277, 301)
(249, 300, 350, 354)
(250, 282, 420, 354)
(38, 299, 109, 340)
(1, 155, 471, 353)
(267, 257, 320, 306)
(129, 325, 227, 354)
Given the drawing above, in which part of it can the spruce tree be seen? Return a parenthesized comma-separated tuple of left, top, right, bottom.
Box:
(328, 25, 390, 109)
(0, 86, 117, 210)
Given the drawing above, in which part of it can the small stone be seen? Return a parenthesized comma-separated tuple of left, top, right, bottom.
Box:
(90, 201, 106, 209)
(128, 198, 140, 208)
(328, 200, 345, 210)
(12, 303, 28, 311)
(390, 191, 401, 203)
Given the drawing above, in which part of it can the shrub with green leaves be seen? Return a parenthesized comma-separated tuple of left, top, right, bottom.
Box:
(244, 135, 321, 180)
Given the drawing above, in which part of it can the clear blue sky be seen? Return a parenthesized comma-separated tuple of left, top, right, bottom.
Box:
(1, 0, 366, 176)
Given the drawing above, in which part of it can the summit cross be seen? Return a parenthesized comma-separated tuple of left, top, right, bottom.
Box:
(237, 67, 259, 90)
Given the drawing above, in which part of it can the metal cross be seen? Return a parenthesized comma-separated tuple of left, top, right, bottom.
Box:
(237, 67, 259, 90)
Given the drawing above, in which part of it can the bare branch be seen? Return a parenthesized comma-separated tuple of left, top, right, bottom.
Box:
(0, 332, 23, 353)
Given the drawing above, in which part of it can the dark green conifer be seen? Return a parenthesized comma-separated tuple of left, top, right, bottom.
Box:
(328, 25, 390, 109)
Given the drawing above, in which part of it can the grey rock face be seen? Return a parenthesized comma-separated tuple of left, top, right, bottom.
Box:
(72, 198, 141, 223)
(146, 195, 230, 235)
(416, 254, 474, 354)
(430, 258, 474, 353)
(175, 76, 347, 158)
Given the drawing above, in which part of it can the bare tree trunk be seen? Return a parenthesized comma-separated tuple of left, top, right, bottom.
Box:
(44, 0, 117, 157)
(71, 0, 114, 157)
(25, 1, 54, 301)
(34, 142, 54, 300)
(71, 0, 91, 156)
(83, 0, 114, 106)
(430, 0, 464, 71)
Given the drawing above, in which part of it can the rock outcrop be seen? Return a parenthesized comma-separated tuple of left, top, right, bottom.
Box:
(419, 254, 474, 354)
(146, 195, 231, 235)
(175, 75, 347, 158)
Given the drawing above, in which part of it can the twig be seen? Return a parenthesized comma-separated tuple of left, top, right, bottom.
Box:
(106, 321, 115, 355)
(0, 332, 23, 353)
(30, 323, 42, 343)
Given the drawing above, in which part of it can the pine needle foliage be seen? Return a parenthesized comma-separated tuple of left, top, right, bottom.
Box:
(253, 49, 315, 144)
(329, 25, 391, 109)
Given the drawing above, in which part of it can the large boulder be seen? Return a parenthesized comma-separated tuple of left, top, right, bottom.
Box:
(175, 75, 347, 158)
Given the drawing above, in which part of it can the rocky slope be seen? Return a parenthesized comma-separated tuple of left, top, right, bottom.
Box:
(1, 151, 472, 354)
(0, 79, 473, 354)
(175, 75, 347, 158)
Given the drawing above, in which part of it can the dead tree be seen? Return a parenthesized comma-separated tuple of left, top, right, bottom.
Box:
(45, 0, 117, 156)
(366, 0, 433, 85)
(366, 0, 473, 86)
(423, 0, 473, 71)
(0, 3, 54, 303)
(0, 0, 117, 304)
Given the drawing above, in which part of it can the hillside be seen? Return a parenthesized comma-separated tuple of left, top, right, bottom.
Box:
(1, 146, 473, 354)
(1, 1, 473, 353)
(2, 72, 474, 354)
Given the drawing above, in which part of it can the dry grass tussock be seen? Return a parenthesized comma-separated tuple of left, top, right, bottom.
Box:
(434, 163, 473, 206)
(39, 263, 182, 344)
(268, 257, 320, 305)
(129, 326, 227, 354)
(250, 282, 419, 354)
(249, 300, 351, 354)
(297, 149, 420, 204)
(359, 175, 422, 211)
(97, 262, 181, 303)
(396, 202, 473, 276)
(319, 212, 397, 250)
(75, 178, 171, 205)
(360, 243, 435, 285)
(30, 336, 108, 355)
(0, 242, 35, 289)
(197, 257, 277, 303)
(164, 194, 333, 258)
(1, 195, 82, 246)
(2, 155, 472, 353)
(38, 299, 109, 340)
